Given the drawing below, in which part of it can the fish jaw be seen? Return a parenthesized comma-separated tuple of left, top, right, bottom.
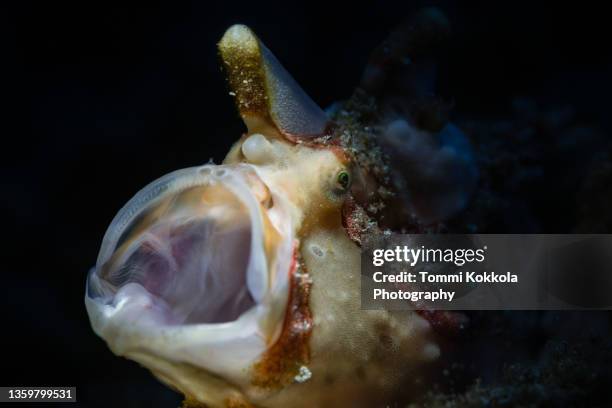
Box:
(85, 163, 295, 406)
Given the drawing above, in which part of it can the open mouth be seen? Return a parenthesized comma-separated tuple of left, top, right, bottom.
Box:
(87, 164, 292, 327)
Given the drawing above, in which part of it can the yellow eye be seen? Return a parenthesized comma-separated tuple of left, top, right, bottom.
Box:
(336, 170, 351, 192)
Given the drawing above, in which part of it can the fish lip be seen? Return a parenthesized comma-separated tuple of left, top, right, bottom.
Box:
(85, 162, 294, 340)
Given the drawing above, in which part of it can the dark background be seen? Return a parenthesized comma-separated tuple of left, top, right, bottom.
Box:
(4, 1, 612, 406)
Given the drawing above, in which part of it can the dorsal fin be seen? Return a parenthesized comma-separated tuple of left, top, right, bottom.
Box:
(218, 25, 329, 141)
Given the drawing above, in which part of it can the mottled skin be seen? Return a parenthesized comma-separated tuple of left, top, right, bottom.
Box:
(272, 229, 439, 407)
(218, 129, 440, 407)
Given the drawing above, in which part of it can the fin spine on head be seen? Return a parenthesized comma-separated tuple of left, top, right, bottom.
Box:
(218, 24, 330, 139)
(218, 25, 271, 124)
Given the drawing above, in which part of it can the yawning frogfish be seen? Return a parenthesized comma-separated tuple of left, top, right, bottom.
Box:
(86, 21, 464, 407)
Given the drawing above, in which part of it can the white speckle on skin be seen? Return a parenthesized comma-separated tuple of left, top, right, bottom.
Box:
(294, 366, 312, 383)
(293, 320, 312, 332)
(309, 244, 325, 258)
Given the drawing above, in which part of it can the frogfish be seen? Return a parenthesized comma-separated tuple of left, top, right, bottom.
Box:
(86, 10, 476, 407)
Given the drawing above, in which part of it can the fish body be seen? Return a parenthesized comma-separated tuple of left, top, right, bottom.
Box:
(86, 22, 463, 408)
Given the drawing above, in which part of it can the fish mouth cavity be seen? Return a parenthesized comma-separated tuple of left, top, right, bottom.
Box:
(86, 164, 292, 327)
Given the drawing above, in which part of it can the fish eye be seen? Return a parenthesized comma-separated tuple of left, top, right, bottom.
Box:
(336, 170, 351, 192)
